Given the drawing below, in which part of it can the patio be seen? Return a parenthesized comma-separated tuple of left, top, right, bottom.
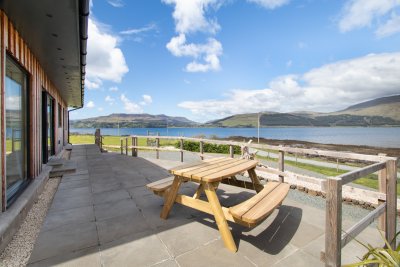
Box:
(27, 144, 383, 266)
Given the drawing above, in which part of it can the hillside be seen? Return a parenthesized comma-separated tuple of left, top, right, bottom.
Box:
(70, 113, 198, 128)
(206, 95, 400, 127)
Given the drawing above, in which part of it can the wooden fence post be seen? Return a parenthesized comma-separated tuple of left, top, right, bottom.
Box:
(120, 139, 123, 155)
(156, 137, 160, 159)
(278, 147, 285, 182)
(200, 141, 204, 160)
(385, 159, 397, 248)
(180, 138, 184, 162)
(324, 177, 342, 267)
(134, 137, 138, 157)
(125, 138, 128, 155)
(131, 136, 134, 156)
(229, 145, 234, 158)
(378, 154, 387, 231)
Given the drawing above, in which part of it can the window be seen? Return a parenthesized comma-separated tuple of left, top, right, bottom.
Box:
(5, 55, 29, 204)
(58, 103, 62, 128)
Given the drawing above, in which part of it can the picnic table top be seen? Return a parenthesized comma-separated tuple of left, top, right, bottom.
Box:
(169, 157, 258, 183)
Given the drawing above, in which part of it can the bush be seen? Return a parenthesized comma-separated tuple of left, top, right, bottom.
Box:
(175, 141, 241, 155)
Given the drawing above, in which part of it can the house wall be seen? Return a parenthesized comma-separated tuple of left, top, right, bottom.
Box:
(0, 11, 68, 211)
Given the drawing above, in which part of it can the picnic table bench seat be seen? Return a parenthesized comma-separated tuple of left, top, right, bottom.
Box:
(229, 181, 290, 226)
(146, 176, 175, 195)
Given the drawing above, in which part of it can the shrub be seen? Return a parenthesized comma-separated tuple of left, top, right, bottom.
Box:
(175, 141, 241, 155)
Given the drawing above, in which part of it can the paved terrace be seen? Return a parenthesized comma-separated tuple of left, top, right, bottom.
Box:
(28, 145, 383, 266)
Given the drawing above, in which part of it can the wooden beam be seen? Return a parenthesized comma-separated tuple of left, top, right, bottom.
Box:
(339, 162, 386, 185)
(278, 149, 284, 182)
(324, 177, 342, 267)
(385, 159, 397, 249)
(378, 154, 387, 231)
(199, 141, 204, 160)
(180, 138, 183, 162)
(129, 135, 396, 162)
(229, 145, 234, 158)
(341, 203, 386, 248)
(156, 137, 160, 159)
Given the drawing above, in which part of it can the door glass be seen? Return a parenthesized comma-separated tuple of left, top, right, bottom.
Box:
(47, 95, 54, 157)
(5, 56, 28, 200)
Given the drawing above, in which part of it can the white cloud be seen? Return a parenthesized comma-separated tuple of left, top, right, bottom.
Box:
(120, 23, 157, 35)
(140, 95, 153, 106)
(98, 107, 104, 111)
(338, 0, 400, 37)
(120, 94, 143, 113)
(163, 0, 224, 72)
(179, 52, 400, 119)
(85, 79, 101, 90)
(86, 18, 129, 89)
(375, 13, 400, 37)
(286, 60, 292, 67)
(107, 0, 124, 8)
(246, 0, 290, 9)
(162, 0, 221, 34)
(105, 95, 115, 105)
(109, 86, 119, 92)
(86, 101, 95, 108)
(166, 34, 222, 72)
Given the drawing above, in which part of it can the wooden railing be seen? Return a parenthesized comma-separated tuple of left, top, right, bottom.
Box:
(99, 133, 398, 266)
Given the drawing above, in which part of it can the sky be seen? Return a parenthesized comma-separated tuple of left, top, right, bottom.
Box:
(70, 0, 400, 123)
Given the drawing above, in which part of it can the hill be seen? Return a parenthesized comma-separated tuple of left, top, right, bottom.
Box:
(70, 113, 199, 128)
(205, 95, 400, 127)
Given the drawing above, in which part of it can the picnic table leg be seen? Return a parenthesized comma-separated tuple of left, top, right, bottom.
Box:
(248, 168, 262, 193)
(193, 184, 204, 199)
(160, 175, 182, 219)
(204, 182, 237, 252)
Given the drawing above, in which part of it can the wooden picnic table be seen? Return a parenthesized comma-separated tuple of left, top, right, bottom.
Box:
(147, 157, 290, 252)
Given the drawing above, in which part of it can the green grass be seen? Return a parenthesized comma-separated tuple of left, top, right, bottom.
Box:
(255, 154, 400, 195)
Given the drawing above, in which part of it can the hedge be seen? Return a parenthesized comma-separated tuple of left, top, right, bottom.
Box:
(175, 141, 241, 154)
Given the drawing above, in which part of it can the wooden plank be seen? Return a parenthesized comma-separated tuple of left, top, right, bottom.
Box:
(339, 162, 386, 185)
(160, 176, 183, 219)
(229, 182, 279, 218)
(386, 159, 397, 249)
(278, 149, 284, 182)
(221, 178, 264, 192)
(378, 157, 387, 231)
(171, 158, 231, 175)
(341, 203, 386, 248)
(234, 183, 289, 225)
(324, 177, 342, 267)
(248, 168, 262, 192)
(146, 177, 174, 192)
(202, 160, 259, 182)
(180, 138, 183, 162)
(199, 141, 204, 160)
(184, 158, 243, 178)
(132, 135, 395, 162)
(204, 183, 237, 252)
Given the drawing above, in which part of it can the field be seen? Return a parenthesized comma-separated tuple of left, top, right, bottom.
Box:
(70, 134, 398, 194)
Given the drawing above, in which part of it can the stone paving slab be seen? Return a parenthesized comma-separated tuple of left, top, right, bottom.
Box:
(28, 145, 384, 266)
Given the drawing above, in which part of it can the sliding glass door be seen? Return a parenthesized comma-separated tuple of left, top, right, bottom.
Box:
(5, 55, 29, 203)
(42, 91, 55, 163)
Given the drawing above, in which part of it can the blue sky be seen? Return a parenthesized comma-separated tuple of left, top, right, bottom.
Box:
(71, 0, 400, 122)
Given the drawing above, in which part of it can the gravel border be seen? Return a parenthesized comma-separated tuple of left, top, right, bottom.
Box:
(0, 177, 60, 267)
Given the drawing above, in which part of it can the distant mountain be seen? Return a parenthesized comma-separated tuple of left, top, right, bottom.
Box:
(71, 95, 400, 128)
(205, 95, 400, 127)
(70, 113, 199, 128)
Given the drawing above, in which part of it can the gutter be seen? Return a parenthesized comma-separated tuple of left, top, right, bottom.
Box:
(79, 0, 89, 108)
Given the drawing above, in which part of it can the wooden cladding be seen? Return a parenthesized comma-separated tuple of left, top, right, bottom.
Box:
(0, 10, 68, 210)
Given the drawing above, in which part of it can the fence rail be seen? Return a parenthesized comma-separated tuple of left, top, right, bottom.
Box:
(96, 132, 397, 267)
